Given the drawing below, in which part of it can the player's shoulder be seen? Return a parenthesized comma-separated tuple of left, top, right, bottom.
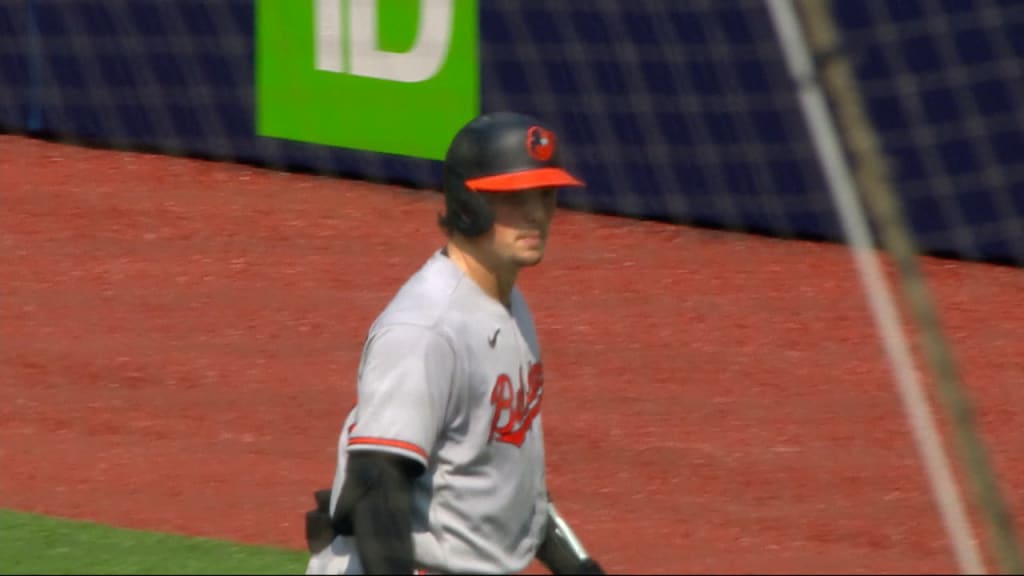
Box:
(369, 249, 466, 335)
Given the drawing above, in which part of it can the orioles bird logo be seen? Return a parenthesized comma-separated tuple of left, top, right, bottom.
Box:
(525, 126, 555, 162)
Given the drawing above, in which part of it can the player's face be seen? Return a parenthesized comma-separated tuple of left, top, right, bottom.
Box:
(485, 188, 558, 267)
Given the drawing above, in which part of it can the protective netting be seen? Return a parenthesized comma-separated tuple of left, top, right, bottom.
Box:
(0, 0, 1021, 265)
(3, 3, 1024, 573)
(831, 0, 1024, 264)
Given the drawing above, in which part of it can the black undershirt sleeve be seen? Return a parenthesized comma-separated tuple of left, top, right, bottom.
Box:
(332, 451, 424, 574)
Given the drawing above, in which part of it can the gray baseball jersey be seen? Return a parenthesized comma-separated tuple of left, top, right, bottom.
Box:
(306, 249, 549, 575)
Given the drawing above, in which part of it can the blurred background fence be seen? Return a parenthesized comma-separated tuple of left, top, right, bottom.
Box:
(1, 0, 1022, 266)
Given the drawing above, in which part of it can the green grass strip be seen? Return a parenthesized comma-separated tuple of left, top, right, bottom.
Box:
(0, 509, 308, 575)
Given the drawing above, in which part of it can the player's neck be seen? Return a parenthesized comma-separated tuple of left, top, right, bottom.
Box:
(444, 241, 518, 308)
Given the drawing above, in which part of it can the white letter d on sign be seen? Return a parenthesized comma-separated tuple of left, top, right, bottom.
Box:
(315, 0, 453, 83)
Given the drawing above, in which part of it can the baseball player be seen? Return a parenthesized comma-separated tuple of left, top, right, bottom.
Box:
(303, 112, 605, 575)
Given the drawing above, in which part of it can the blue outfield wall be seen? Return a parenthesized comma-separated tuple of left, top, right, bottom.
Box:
(1, 1, 1022, 265)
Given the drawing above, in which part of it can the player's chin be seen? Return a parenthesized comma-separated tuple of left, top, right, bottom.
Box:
(511, 248, 546, 267)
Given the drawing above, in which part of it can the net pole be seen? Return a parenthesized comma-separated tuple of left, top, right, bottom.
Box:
(764, 0, 990, 573)
(772, 0, 1024, 572)
(795, 0, 1024, 571)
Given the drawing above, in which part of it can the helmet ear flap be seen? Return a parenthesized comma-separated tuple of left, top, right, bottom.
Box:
(443, 166, 494, 237)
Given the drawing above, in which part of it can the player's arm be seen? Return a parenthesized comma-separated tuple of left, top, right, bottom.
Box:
(331, 451, 424, 574)
(336, 324, 456, 573)
(535, 499, 605, 575)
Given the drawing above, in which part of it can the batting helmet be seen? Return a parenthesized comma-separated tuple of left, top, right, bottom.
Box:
(440, 112, 585, 237)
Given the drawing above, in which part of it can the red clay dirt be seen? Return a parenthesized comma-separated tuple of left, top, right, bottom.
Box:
(1, 135, 1022, 574)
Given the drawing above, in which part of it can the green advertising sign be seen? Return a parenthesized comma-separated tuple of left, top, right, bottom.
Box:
(256, 0, 479, 160)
